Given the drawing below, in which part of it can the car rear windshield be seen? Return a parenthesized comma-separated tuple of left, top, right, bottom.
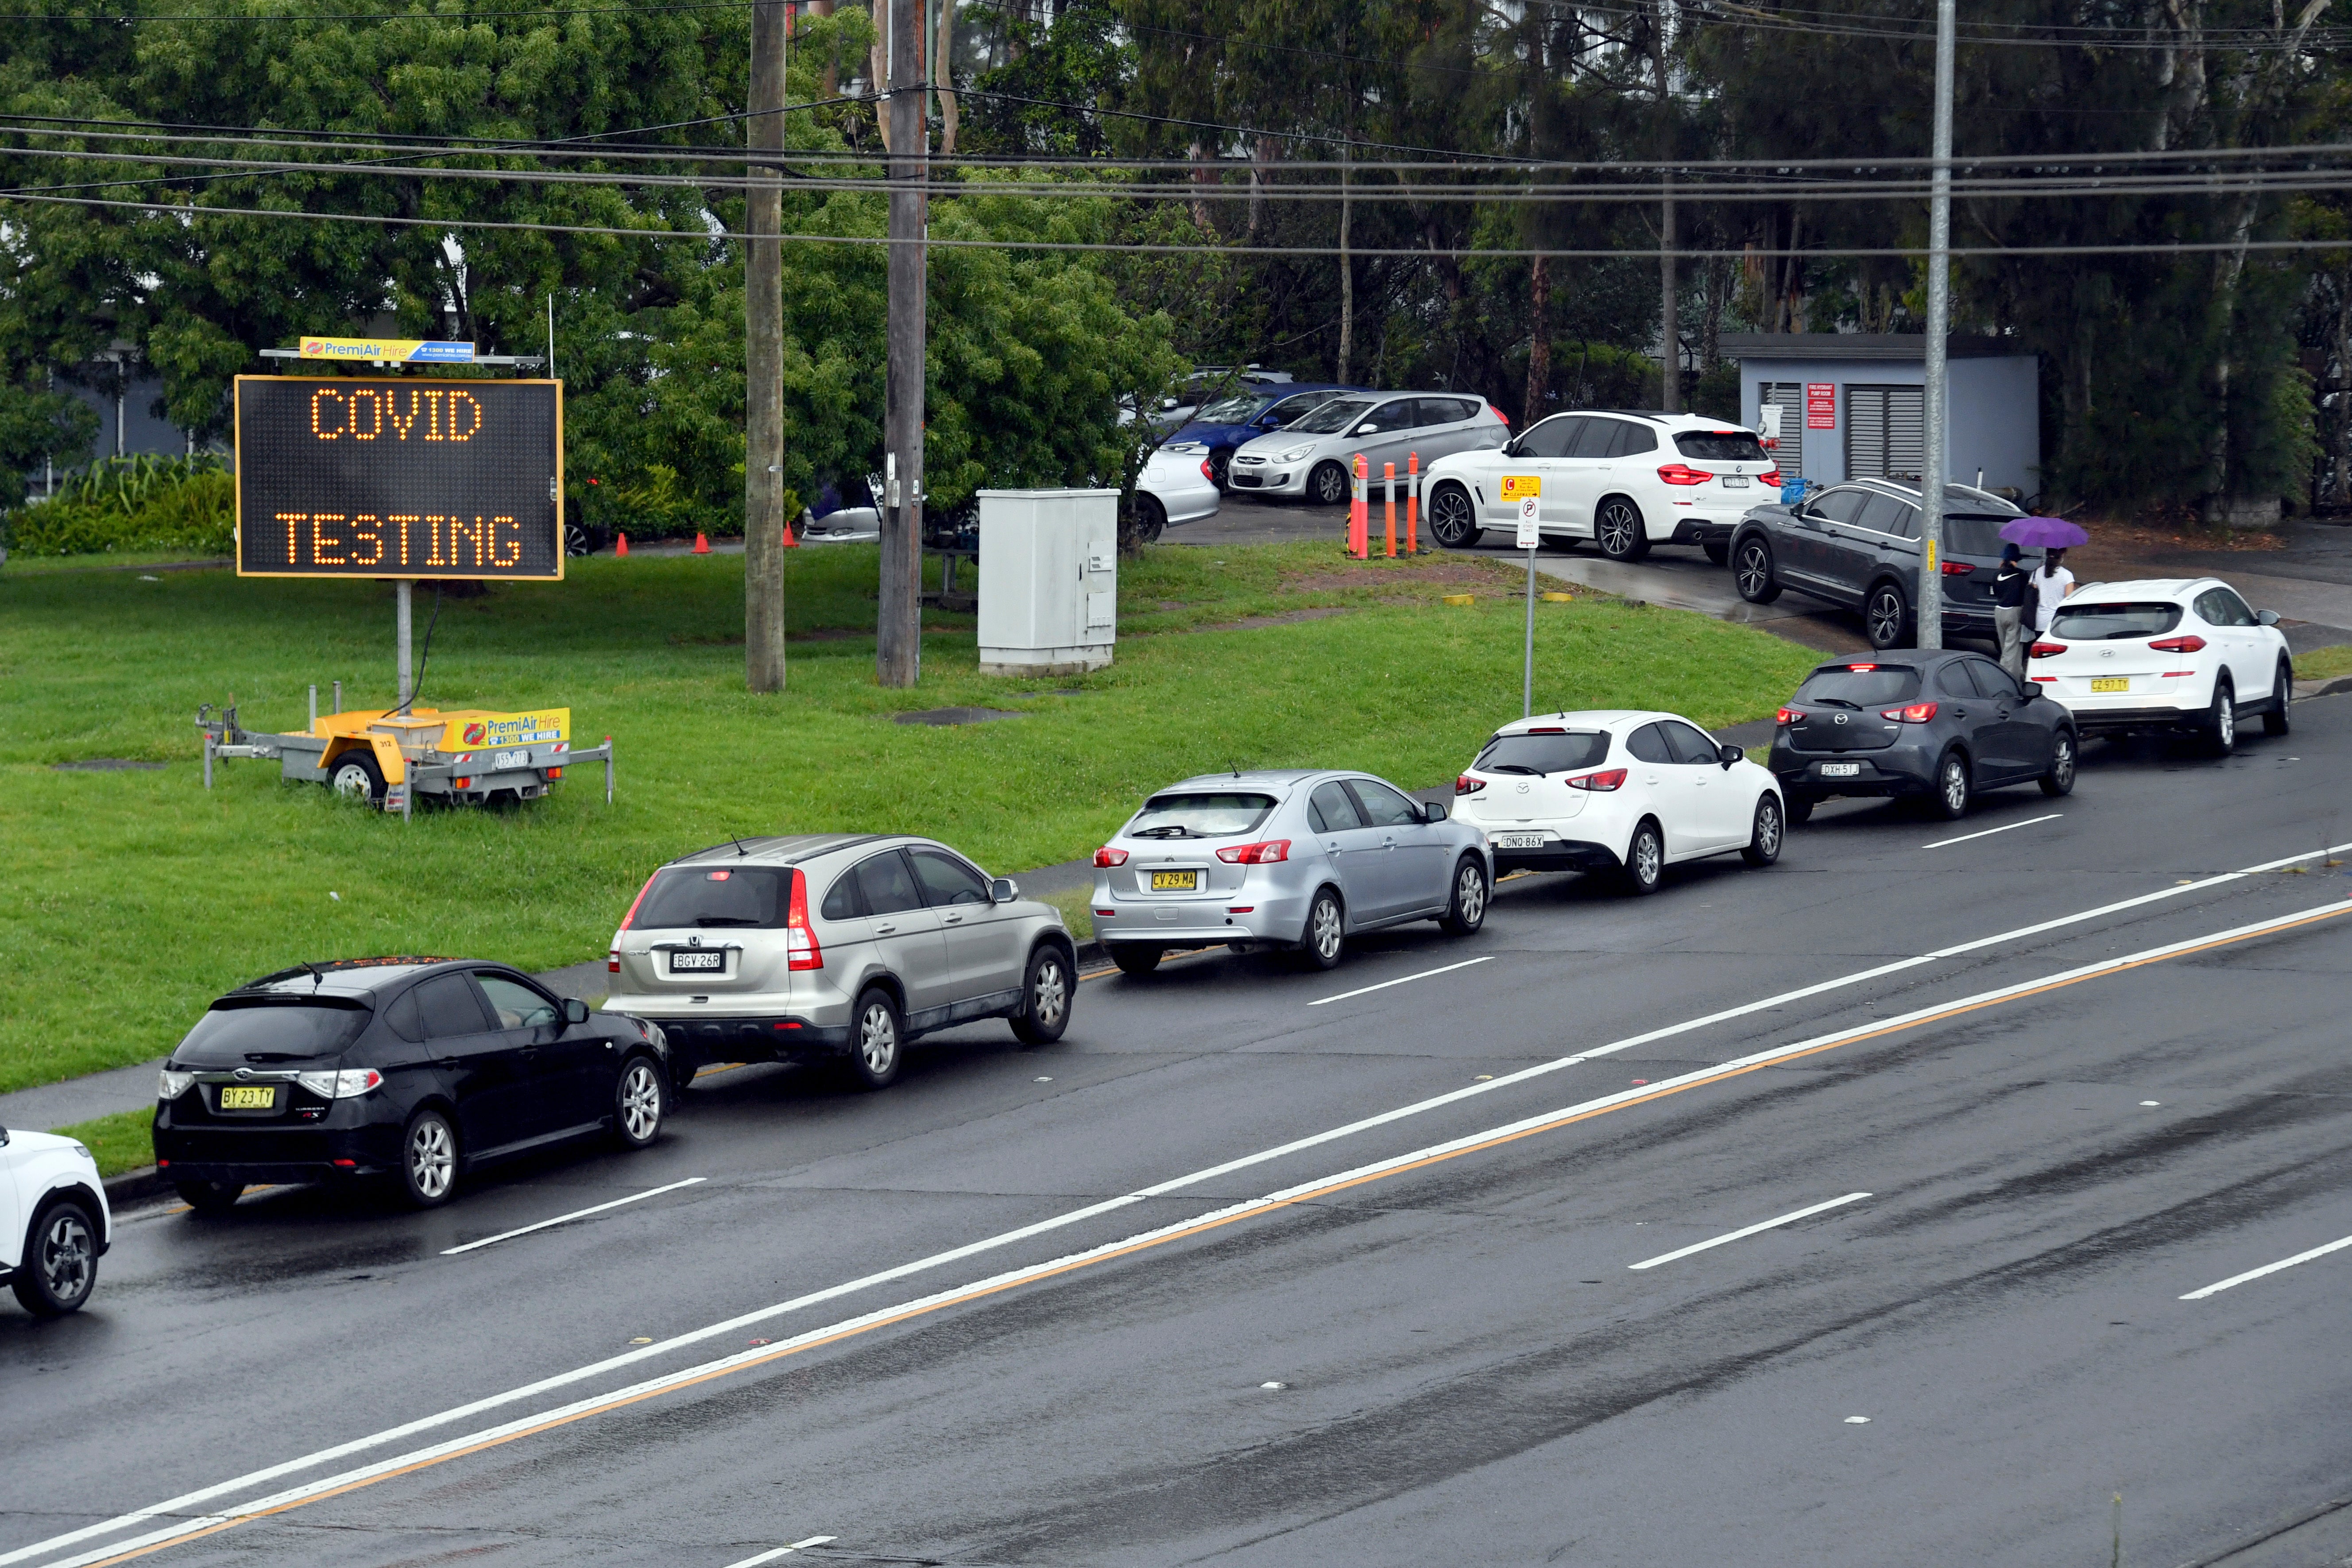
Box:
(1126, 792, 1277, 840)
(1473, 731, 1613, 775)
(1195, 393, 1269, 423)
(1943, 515, 2015, 557)
(1796, 664, 1923, 706)
(2050, 601, 2186, 641)
(632, 866, 790, 929)
(176, 1000, 370, 1062)
(1288, 397, 1373, 435)
(1674, 430, 1768, 462)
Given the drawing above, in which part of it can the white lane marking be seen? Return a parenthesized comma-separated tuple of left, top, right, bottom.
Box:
(2180, 1232, 2352, 1300)
(13, 848, 2350, 1568)
(440, 1178, 708, 1256)
(1307, 956, 1493, 1007)
(1922, 813, 2062, 850)
(36, 902, 2352, 1568)
(720, 1536, 837, 1567)
(1627, 1192, 1873, 1270)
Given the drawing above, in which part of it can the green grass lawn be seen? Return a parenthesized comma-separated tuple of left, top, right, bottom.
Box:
(1, 540, 1815, 1097)
(50, 1108, 156, 1179)
(2296, 643, 2352, 683)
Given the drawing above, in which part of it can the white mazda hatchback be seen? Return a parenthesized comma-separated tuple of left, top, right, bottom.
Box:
(1454, 711, 1786, 894)
(2029, 577, 2293, 755)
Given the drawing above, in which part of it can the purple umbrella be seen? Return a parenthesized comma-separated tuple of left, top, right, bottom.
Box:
(1999, 515, 2089, 549)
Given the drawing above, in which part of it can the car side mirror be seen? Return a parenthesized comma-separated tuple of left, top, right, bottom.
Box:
(562, 997, 591, 1026)
(1422, 798, 1450, 822)
(1718, 743, 1744, 767)
(2256, 608, 2280, 627)
(990, 877, 1019, 904)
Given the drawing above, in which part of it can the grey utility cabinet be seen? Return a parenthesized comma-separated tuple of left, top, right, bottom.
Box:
(975, 488, 1119, 676)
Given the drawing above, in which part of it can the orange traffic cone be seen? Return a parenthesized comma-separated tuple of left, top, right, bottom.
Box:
(692, 532, 711, 554)
(781, 515, 800, 549)
(615, 532, 628, 557)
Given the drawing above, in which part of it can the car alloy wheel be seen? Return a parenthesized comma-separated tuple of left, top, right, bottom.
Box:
(615, 1057, 664, 1148)
(1013, 948, 1072, 1045)
(1735, 538, 1782, 604)
(2040, 731, 2077, 797)
(1596, 499, 1647, 561)
(2209, 677, 2236, 756)
(1866, 585, 1910, 650)
(2264, 663, 2292, 736)
(1311, 462, 1350, 507)
(1621, 821, 1664, 894)
(1742, 794, 1784, 867)
(1304, 889, 1346, 969)
(1135, 494, 1167, 545)
(1935, 751, 1971, 820)
(13, 1202, 97, 1316)
(849, 989, 903, 1089)
(1441, 857, 1489, 935)
(1428, 483, 1480, 548)
(1209, 449, 1232, 490)
(403, 1110, 457, 1207)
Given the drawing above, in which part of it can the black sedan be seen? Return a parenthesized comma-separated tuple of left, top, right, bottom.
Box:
(1729, 479, 2024, 650)
(154, 957, 671, 1212)
(1768, 651, 2078, 822)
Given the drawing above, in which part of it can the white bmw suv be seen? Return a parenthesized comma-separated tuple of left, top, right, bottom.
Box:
(2030, 577, 2294, 754)
(1420, 410, 1777, 562)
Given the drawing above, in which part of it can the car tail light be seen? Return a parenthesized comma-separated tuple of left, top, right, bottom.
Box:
(296, 1068, 384, 1099)
(2031, 675, 2056, 683)
(1776, 706, 1803, 725)
(1656, 463, 1712, 486)
(2150, 635, 2208, 653)
(1227, 906, 1256, 914)
(2162, 670, 2198, 678)
(1881, 701, 1939, 723)
(1200, 459, 1215, 480)
(1941, 560, 1975, 576)
(607, 949, 620, 974)
(547, 767, 563, 779)
(785, 867, 822, 970)
(2030, 641, 2066, 659)
(1759, 469, 1782, 488)
(617, 870, 660, 930)
(1846, 662, 1878, 671)
(1455, 774, 1486, 795)
(1525, 725, 1565, 733)
(158, 1069, 194, 1100)
(1568, 768, 1627, 792)
(1217, 839, 1291, 865)
(1095, 846, 1130, 867)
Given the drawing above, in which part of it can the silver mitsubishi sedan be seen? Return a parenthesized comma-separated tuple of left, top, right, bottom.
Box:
(1091, 770, 1493, 974)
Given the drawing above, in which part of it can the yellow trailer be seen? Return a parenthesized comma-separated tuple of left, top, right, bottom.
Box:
(199, 698, 612, 816)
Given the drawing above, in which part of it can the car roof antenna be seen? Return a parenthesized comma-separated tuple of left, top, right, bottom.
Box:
(1229, 759, 1241, 777)
(729, 829, 749, 857)
(299, 960, 323, 991)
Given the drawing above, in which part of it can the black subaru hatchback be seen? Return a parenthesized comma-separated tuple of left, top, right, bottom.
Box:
(1768, 651, 2078, 822)
(153, 958, 671, 1212)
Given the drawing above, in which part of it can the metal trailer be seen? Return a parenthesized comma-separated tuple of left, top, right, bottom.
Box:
(198, 695, 613, 818)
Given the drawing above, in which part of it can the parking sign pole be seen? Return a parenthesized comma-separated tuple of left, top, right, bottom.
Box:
(1517, 491, 1541, 718)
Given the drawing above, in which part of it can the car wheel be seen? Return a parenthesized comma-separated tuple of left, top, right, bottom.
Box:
(1109, 944, 1163, 977)
(846, 988, 904, 1090)
(1933, 749, 1971, 820)
(612, 1055, 665, 1149)
(1439, 856, 1489, 935)
(1595, 497, 1650, 561)
(1427, 481, 1482, 549)
(1309, 461, 1351, 508)
(1134, 493, 1167, 545)
(328, 749, 386, 807)
(1010, 946, 1073, 1045)
(2264, 661, 2292, 736)
(1865, 582, 1913, 650)
(1784, 791, 1814, 826)
(174, 1178, 244, 1216)
(1300, 887, 1346, 969)
(1209, 449, 1232, 492)
(2205, 675, 2237, 756)
(1619, 820, 1665, 894)
(400, 1107, 459, 1208)
(12, 1199, 98, 1317)
(1741, 793, 1785, 867)
(1703, 540, 1730, 567)
(2039, 729, 2077, 797)
(1734, 536, 1783, 604)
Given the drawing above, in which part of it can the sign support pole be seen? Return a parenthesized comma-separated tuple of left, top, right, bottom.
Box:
(396, 580, 414, 714)
(1523, 542, 1536, 719)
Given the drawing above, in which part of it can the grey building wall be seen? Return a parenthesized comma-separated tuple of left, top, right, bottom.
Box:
(1729, 336, 2041, 499)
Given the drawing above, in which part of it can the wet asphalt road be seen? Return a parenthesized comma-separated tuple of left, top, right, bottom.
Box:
(8, 704, 2352, 1568)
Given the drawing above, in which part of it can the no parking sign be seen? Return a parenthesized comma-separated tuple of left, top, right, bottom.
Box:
(1501, 474, 1542, 549)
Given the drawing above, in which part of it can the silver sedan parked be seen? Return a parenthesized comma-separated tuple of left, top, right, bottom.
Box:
(1226, 393, 1508, 506)
(1091, 770, 1493, 974)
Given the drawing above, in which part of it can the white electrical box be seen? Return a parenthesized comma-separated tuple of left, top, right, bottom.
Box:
(976, 488, 1119, 676)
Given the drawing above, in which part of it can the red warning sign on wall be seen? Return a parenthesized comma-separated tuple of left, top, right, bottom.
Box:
(1805, 382, 1837, 430)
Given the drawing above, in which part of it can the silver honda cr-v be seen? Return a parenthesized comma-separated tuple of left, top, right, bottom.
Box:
(607, 834, 1077, 1091)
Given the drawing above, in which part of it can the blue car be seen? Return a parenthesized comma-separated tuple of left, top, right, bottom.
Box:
(1170, 383, 1366, 490)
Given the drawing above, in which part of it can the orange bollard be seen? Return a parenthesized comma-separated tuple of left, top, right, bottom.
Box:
(1407, 453, 1419, 554)
(1348, 453, 1369, 559)
(692, 531, 711, 554)
(1384, 462, 1397, 558)
(615, 532, 629, 557)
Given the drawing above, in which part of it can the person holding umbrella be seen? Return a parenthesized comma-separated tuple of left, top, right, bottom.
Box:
(1991, 542, 2034, 679)
(1998, 515, 2091, 646)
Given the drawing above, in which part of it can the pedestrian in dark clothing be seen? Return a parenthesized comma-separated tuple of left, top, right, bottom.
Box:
(1992, 542, 2033, 680)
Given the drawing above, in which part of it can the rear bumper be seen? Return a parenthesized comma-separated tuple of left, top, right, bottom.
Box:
(153, 1121, 397, 1180)
(1769, 740, 1939, 798)
(1492, 840, 1624, 875)
(1094, 889, 1315, 949)
(1667, 517, 1744, 546)
(640, 1014, 855, 1060)
(2051, 700, 2208, 733)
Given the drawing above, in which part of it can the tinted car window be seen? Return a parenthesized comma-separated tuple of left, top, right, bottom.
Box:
(2050, 601, 2184, 640)
(820, 872, 864, 922)
(477, 974, 558, 1029)
(634, 866, 787, 929)
(1570, 420, 1626, 459)
(1308, 781, 1366, 832)
(1795, 663, 1923, 705)
(1933, 662, 1978, 697)
(1349, 779, 1424, 827)
(1264, 392, 1335, 426)
(1611, 422, 1660, 455)
(1354, 400, 1412, 434)
(1625, 724, 1675, 764)
(414, 975, 492, 1038)
(1515, 416, 1580, 460)
(1473, 730, 1612, 774)
(1432, 398, 1481, 423)
(1659, 720, 1722, 765)
(910, 849, 991, 907)
(1854, 494, 1911, 534)
(852, 851, 925, 916)
(1675, 430, 1768, 462)
(1965, 659, 2023, 700)
(1807, 488, 1868, 524)
(1290, 397, 1374, 435)
(1127, 792, 1277, 839)
(174, 1000, 371, 1062)
(2197, 587, 2255, 627)
(1943, 515, 2013, 557)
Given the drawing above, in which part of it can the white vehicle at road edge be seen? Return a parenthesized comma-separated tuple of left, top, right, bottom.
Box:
(1455, 710, 1785, 894)
(1136, 442, 1222, 541)
(0, 1123, 110, 1316)
(2029, 577, 2293, 755)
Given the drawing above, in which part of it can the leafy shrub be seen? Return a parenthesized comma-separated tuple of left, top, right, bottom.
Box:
(3, 455, 236, 557)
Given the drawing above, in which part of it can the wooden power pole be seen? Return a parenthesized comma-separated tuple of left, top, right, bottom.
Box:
(745, 0, 788, 692)
(877, 0, 927, 687)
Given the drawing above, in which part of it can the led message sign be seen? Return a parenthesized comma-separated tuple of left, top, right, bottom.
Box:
(234, 376, 563, 580)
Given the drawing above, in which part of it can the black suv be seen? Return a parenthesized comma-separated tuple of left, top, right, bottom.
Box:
(1729, 479, 2023, 650)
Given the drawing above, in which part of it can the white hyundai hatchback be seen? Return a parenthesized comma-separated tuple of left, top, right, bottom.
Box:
(1454, 711, 1785, 894)
(2030, 577, 2294, 754)
(1421, 411, 1777, 562)
(1, 1124, 110, 1316)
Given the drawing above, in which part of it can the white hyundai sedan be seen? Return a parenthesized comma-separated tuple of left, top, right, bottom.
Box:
(1454, 711, 1785, 894)
(2029, 577, 2293, 755)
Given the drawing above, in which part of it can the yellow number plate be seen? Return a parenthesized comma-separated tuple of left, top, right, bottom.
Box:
(2089, 677, 2130, 693)
(1149, 871, 1199, 892)
(217, 1085, 277, 1110)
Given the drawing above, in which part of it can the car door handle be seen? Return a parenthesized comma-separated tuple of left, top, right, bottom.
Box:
(436, 1056, 461, 1069)
(1381, 836, 1397, 850)
(942, 914, 965, 925)
(875, 923, 899, 935)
